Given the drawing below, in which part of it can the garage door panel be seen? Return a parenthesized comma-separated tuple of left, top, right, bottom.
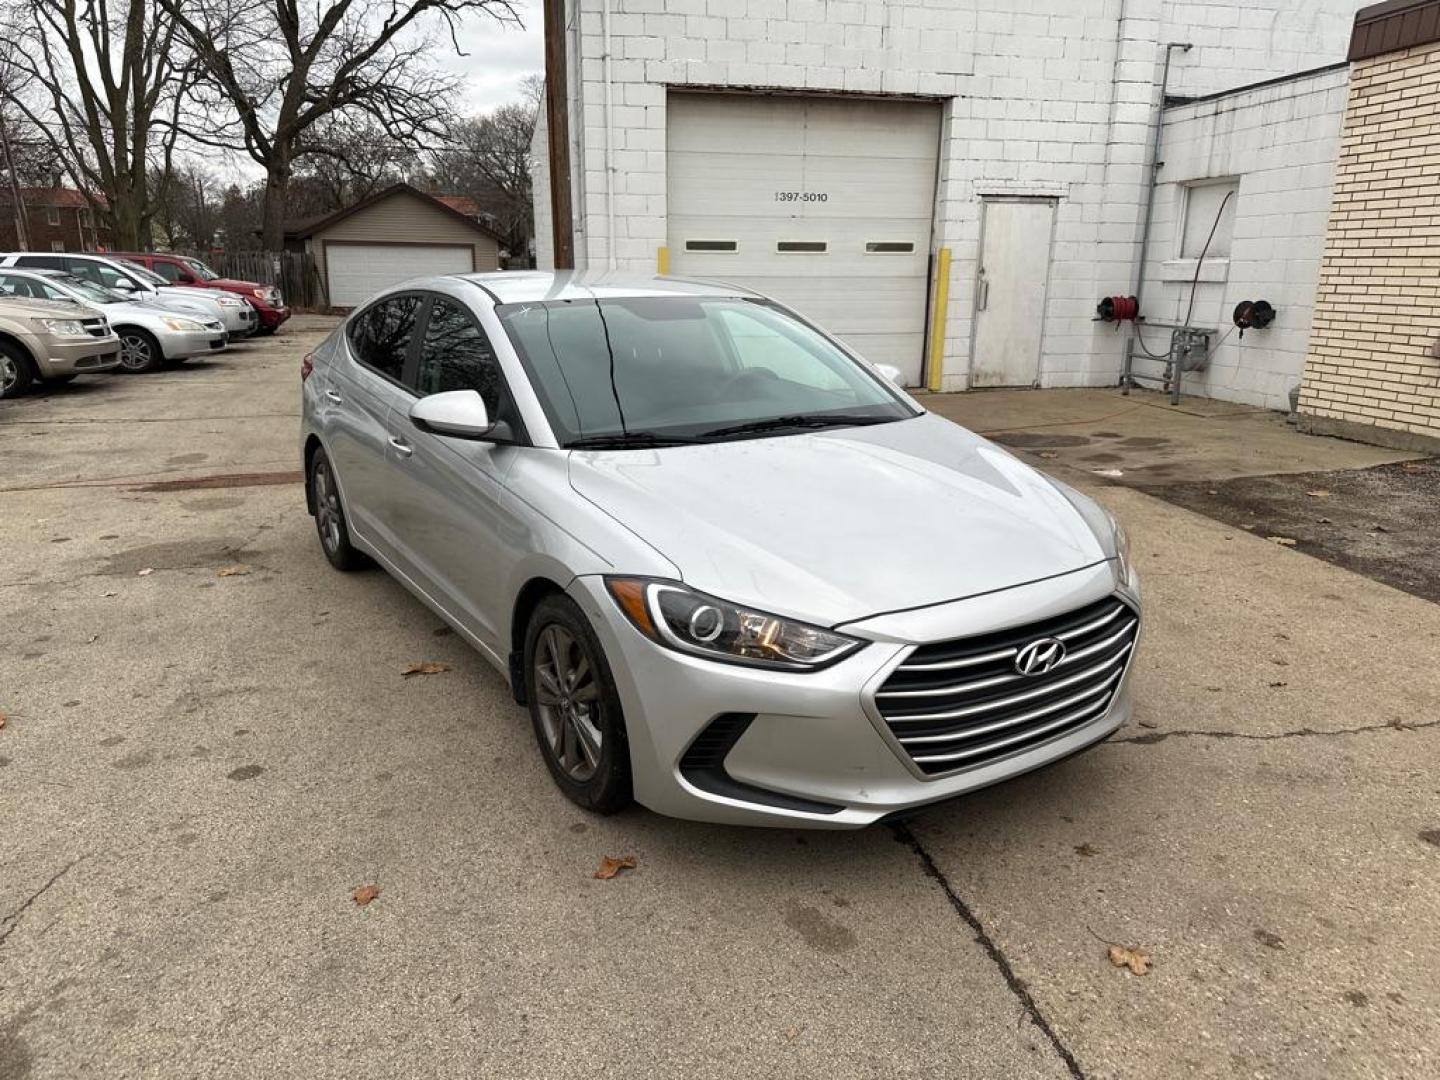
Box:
(326, 243, 473, 308)
(667, 93, 940, 384)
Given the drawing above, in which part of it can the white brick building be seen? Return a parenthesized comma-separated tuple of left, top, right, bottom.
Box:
(533, 0, 1366, 400)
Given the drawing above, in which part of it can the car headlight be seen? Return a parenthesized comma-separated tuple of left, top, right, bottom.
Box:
(39, 319, 87, 336)
(1106, 511, 1134, 587)
(605, 578, 864, 670)
(162, 316, 205, 331)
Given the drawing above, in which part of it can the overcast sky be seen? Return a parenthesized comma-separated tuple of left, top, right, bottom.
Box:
(443, 0, 544, 115)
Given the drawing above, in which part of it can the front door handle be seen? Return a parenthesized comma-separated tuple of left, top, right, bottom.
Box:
(323, 389, 343, 404)
(388, 435, 414, 458)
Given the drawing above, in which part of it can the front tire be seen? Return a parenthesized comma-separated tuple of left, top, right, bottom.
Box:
(0, 343, 36, 399)
(117, 329, 164, 373)
(524, 595, 633, 815)
(308, 448, 367, 571)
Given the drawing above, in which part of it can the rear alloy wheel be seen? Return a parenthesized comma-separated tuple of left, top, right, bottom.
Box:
(524, 595, 633, 814)
(0, 343, 36, 399)
(308, 448, 366, 571)
(117, 329, 164, 373)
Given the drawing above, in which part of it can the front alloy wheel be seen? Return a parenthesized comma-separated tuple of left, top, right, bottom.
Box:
(524, 595, 632, 814)
(118, 330, 163, 373)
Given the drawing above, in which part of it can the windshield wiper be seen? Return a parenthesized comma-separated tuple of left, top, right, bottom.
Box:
(701, 413, 894, 439)
(565, 431, 703, 450)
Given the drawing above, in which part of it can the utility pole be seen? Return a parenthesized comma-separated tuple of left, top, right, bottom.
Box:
(0, 103, 29, 251)
(543, 0, 574, 269)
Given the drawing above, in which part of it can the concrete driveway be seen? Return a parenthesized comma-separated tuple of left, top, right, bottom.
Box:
(2, 319, 1437, 1079)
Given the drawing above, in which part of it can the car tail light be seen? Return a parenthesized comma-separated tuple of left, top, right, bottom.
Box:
(301, 352, 315, 381)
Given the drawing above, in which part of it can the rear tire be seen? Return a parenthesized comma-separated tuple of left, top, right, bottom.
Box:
(0, 342, 36, 399)
(308, 447, 367, 571)
(523, 594, 633, 815)
(117, 329, 164, 373)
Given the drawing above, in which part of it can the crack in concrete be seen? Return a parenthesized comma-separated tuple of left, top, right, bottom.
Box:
(0, 857, 85, 949)
(1110, 717, 1440, 745)
(891, 822, 1086, 1079)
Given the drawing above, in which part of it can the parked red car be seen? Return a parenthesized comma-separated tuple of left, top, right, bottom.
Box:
(107, 252, 291, 335)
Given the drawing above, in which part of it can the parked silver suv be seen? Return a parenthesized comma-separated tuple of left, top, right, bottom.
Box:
(0, 295, 120, 398)
(301, 272, 1140, 828)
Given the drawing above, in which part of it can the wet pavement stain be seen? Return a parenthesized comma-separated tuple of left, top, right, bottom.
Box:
(227, 764, 265, 781)
(784, 903, 858, 954)
(100, 538, 259, 576)
(988, 432, 1091, 449)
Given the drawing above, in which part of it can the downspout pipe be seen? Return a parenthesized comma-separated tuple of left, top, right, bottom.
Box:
(1132, 42, 1192, 308)
(602, 0, 617, 270)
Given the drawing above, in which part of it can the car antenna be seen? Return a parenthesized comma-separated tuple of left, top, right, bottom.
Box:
(594, 299, 628, 436)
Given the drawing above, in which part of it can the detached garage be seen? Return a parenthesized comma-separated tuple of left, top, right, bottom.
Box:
(284, 183, 504, 308)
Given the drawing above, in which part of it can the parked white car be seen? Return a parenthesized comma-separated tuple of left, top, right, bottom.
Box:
(0, 268, 228, 373)
(0, 253, 254, 338)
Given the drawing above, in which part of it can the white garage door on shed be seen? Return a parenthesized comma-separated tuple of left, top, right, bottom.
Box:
(325, 243, 475, 308)
(666, 93, 942, 385)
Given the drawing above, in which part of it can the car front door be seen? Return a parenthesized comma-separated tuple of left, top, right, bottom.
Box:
(325, 294, 423, 565)
(384, 294, 527, 651)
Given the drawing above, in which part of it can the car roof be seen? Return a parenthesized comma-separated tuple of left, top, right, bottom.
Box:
(454, 270, 761, 305)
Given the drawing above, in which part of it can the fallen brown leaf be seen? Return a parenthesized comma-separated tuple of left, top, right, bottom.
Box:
(1265, 536, 1297, 547)
(1108, 943, 1151, 976)
(593, 854, 637, 880)
(1137, 719, 1158, 729)
(217, 564, 251, 577)
(1074, 843, 1099, 857)
(1305, 489, 1331, 498)
(137, 567, 154, 576)
(0, 712, 6, 730)
(1037, 451, 1059, 459)
(352, 884, 381, 907)
(402, 661, 451, 678)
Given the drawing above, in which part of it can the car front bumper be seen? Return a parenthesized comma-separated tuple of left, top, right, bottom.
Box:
(256, 305, 291, 329)
(36, 334, 121, 377)
(569, 560, 1140, 829)
(158, 325, 228, 359)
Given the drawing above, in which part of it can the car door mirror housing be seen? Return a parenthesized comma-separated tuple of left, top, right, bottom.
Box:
(111, 278, 137, 292)
(409, 390, 497, 440)
(875, 363, 903, 385)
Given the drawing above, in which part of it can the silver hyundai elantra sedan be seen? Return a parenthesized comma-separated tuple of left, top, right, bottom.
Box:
(300, 272, 1140, 828)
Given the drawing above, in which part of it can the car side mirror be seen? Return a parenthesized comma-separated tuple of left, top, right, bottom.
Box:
(409, 389, 501, 441)
(111, 279, 137, 293)
(875, 363, 903, 386)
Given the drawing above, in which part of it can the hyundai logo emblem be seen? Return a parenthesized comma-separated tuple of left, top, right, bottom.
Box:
(1014, 637, 1066, 676)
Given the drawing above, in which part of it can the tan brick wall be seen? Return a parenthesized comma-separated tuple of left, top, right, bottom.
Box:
(1300, 40, 1440, 444)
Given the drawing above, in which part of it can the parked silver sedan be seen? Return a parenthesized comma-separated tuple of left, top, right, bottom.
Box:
(0, 269, 228, 373)
(300, 272, 1141, 827)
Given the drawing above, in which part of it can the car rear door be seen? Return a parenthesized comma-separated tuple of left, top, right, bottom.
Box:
(384, 294, 527, 651)
(324, 294, 423, 564)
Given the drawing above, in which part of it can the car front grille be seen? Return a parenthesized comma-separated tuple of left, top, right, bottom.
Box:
(82, 318, 109, 338)
(874, 596, 1139, 777)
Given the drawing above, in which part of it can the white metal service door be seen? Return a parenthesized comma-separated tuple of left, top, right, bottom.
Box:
(667, 93, 941, 385)
(970, 199, 1056, 388)
(326, 243, 473, 307)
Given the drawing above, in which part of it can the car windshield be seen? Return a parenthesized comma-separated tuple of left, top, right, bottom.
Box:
(183, 258, 220, 281)
(497, 296, 916, 446)
(49, 273, 127, 305)
(119, 261, 168, 287)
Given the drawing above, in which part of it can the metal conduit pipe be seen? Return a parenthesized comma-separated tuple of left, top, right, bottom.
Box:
(1133, 41, 1192, 307)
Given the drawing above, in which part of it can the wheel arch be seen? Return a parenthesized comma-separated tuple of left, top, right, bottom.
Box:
(0, 331, 37, 366)
(115, 324, 165, 362)
(508, 575, 570, 704)
(303, 434, 325, 515)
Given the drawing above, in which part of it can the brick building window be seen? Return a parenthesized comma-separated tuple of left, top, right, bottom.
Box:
(1180, 180, 1239, 259)
(45, 206, 60, 226)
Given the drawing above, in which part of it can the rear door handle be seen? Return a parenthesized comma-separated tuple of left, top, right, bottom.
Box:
(388, 436, 413, 458)
(323, 389, 343, 404)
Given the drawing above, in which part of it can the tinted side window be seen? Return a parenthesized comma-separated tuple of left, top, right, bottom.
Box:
(346, 295, 422, 383)
(14, 255, 62, 269)
(416, 298, 511, 415)
(151, 261, 183, 282)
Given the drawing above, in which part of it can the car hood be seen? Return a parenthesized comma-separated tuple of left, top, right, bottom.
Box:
(0, 296, 97, 319)
(567, 412, 1108, 628)
(207, 277, 263, 291)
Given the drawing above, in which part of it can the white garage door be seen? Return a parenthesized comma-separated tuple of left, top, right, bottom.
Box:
(326, 243, 474, 308)
(667, 93, 941, 385)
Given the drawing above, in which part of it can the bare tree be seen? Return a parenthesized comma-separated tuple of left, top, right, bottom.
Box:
(428, 76, 540, 257)
(163, 0, 520, 250)
(0, 0, 191, 248)
(291, 114, 423, 213)
(151, 160, 221, 248)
